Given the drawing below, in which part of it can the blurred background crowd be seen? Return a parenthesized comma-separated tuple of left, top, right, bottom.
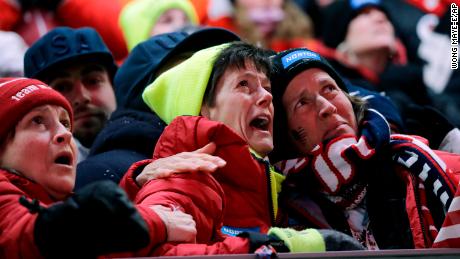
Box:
(1, 0, 459, 135)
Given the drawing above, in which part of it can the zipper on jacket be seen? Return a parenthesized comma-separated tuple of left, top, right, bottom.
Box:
(251, 155, 277, 226)
(409, 173, 429, 248)
(262, 158, 276, 226)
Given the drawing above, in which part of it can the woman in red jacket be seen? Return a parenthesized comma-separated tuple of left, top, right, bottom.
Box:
(0, 77, 196, 258)
(120, 42, 364, 256)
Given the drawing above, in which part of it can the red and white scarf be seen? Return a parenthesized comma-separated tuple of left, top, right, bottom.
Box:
(277, 109, 457, 247)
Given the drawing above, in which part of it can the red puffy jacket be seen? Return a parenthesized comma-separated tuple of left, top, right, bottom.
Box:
(0, 169, 167, 258)
(120, 116, 286, 256)
(0, 170, 53, 259)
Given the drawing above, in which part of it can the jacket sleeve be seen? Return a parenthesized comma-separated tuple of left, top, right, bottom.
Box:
(120, 159, 230, 256)
(119, 159, 153, 200)
(131, 174, 253, 256)
(435, 150, 460, 185)
(134, 173, 226, 244)
(56, 0, 128, 61)
(153, 236, 251, 256)
(116, 159, 170, 255)
(0, 175, 44, 259)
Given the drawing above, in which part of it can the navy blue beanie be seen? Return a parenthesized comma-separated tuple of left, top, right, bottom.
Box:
(24, 27, 117, 81)
(270, 48, 350, 161)
(271, 48, 348, 101)
(321, 0, 389, 48)
(114, 27, 240, 111)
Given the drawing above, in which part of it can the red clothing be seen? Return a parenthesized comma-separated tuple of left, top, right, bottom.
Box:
(433, 181, 460, 247)
(0, 169, 167, 258)
(0, 0, 128, 62)
(436, 150, 460, 184)
(120, 115, 284, 256)
(57, 0, 128, 62)
(0, 170, 52, 259)
(0, 0, 20, 30)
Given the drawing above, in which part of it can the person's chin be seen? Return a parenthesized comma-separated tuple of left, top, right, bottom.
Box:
(48, 181, 75, 200)
(251, 139, 274, 157)
(323, 125, 356, 143)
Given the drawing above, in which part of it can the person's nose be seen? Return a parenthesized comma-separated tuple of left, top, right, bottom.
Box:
(256, 86, 273, 108)
(53, 124, 73, 145)
(317, 95, 337, 119)
(370, 9, 387, 23)
(72, 81, 91, 108)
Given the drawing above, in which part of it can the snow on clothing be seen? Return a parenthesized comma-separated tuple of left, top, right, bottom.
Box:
(76, 29, 239, 190)
(120, 115, 286, 256)
(75, 108, 165, 190)
(275, 109, 460, 249)
(0, 168, 170, 258)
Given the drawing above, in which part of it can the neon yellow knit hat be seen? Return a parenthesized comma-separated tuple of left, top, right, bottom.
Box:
(142, 43, 230, 124)
(120, 0, 198, 51)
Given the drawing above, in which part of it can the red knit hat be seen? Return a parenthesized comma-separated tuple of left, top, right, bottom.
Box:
(0, 77, 73, 142)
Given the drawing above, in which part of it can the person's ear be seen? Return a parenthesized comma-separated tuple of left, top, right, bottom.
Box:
(200, 103, 210, 118)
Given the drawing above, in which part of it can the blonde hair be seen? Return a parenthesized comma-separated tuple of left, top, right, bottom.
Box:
(233, 0, 313, 48)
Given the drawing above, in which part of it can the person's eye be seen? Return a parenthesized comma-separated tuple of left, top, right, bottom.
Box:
(295, 99, 309, 110)
(325, 85, 336, 92)
(52, 82, 73, 94)
(323, 85, 339, 96)
(263, 86, 272, 93)
(238, 80, 249, 87)
(61, 119, 71, 130)
(32, 116, 44, 125)
(83, 76, 103, 87)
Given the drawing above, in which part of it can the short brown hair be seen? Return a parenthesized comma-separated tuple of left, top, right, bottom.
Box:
(203, 42, 275, 107)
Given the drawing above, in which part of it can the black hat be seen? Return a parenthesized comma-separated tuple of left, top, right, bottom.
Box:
(321, 0, 389, 48)
(24, 27, 117, 81)
(271, 48, 347, 100)
(270, 48, 348, 162)
(114, 26, 240, 111)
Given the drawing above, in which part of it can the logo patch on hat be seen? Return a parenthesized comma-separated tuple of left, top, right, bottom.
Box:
(281, 50, 320, 69)
(350, 0, 380, 9)
(221, 226, 260, 236)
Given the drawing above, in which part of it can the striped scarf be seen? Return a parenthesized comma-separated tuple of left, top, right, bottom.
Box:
(277, 109, 457, 247)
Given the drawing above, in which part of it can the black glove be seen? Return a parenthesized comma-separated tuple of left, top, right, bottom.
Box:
(403, 104, 455, 149)
(34, 181, 150, 258)
(317, 229, 365, 251)
(238, 231, 289, 253)
(239, 228, 364, 254)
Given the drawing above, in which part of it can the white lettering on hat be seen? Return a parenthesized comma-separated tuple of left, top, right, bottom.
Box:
(11, 84, 49, 101)
(282, 50, 320, 69)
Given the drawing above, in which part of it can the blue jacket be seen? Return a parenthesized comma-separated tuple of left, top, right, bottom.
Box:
(75, 108, 166, 190)
(75, 29, 240, 190)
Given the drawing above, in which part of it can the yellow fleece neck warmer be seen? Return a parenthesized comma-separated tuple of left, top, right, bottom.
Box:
(120, 0, 198, 51)
(142, 43, 230, 124)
